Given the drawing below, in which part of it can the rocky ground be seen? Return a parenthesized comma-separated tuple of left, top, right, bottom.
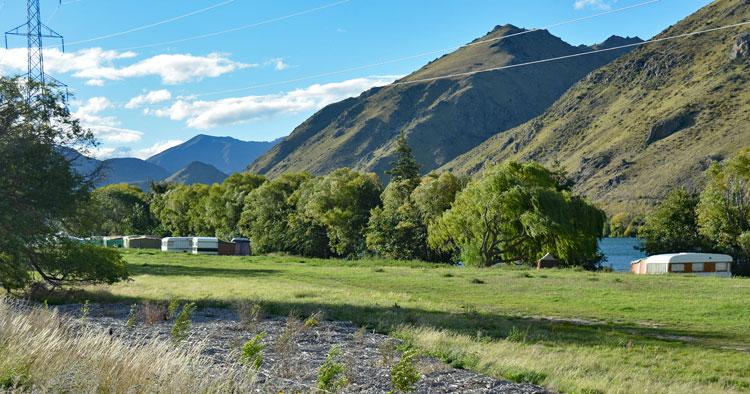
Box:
(53, 303, 547, 393)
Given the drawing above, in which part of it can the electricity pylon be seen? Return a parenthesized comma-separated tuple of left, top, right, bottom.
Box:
(5, 0, 67, 105)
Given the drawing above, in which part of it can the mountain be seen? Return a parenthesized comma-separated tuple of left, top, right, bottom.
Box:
(249, 25, 641, 178)
(164, 161, 228, 185)
(443, 0, 750, 214)
(148, 134, 280, 174)
(63, 148, 170, 189)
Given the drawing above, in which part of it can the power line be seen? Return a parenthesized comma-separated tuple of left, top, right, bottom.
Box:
(194, 0, 661, 97)
(116, 0, 352, 52)
(394, 20, 750, 86)
(194, 19, 750, 98)
(65, 0, 236, 47)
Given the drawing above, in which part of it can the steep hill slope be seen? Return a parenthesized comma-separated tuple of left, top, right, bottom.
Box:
(148, 134, 280, 174)
(164, 161, 228, 185)
(249, 26, 641, 178)
(444, 0, 750, 214)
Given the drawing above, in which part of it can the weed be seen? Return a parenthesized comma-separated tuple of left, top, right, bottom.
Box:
(379, 339, 398, 368)
(305, 311, 323, 328)
(143, 302, 167, 325)
(503, 368, 547, 385)
(505, 326, 529, 343)
(442, 273, 454, 278)
(275, 313, 303, 377)
(167, 298, 180, 320)
(317, 346, 348, 392)
(239, 332, 266, 369)
(391, 349, 420, 392)
(126, 304, 138, 329)
(79, 300, 90, 320)
(353, 326, 367, 344)
(374, 267, 385, 273)
(235, 301, 263, 332)
(171, 303, 196, 344)
(470, 278, 485, 284)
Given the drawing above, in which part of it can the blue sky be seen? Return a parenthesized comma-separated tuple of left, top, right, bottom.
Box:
(0, 0, 711, 159)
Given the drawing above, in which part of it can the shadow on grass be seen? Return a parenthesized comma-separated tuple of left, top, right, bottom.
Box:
(128, 263, 281, 278)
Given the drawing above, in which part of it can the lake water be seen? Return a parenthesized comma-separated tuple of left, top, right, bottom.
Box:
(599, 238, 646, 272)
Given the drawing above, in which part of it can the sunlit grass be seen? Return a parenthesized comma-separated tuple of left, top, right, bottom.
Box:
(64, 250, 750, 393)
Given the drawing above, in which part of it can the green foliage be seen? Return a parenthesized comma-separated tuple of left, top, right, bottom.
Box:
(88, 184, 156, 236)
(411, 172, 463, 224)
(150, 184, 211, 237)
(317, 346, 348, 393)
(239, 332, 266, 369)
(390, 349, 420, 392)
(429, 162, 605, 268)
(0, 77, 111, 291)
(238, 173, 312, 254)
(386, 131, 420, 182)
(171, 302, 196, 344)
(167, 299, 180, 320)
(294, 169, 382, 257)
(503, 368, 547, 385)
(204, 172, 266, 239)
(366, 180, 429, 260)
(304, 311, 322, 328)
(126, 304, 138, 328)
(80, 300, 90, 321)
(697, 149, 750, 267)
(638, 189, 707, 255)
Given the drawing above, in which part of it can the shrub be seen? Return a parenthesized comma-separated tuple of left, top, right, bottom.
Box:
(167, 299, 180, 320)
(143, 302, 167, 325)
(503, 368, 547, 385)
(235, 301, 263, 332)
(317, 346, 348, 392)
(391, 349, 420, 392)
(506, 326, 529, 343)
(239, 332, 266, 369)
(304, 311, 323, 328)
(79, 300, 91, 321)
(126, 304, 138, 329)
(171, 303, 196, 344)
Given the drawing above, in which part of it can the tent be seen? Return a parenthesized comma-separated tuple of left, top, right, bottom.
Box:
(536, 253, 560, 269)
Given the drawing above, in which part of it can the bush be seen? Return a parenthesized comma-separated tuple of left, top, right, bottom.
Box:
(391, 349, 420, 392)
(239, 332, 266, 369)
(317, 346, 348, 392)
(171, 303, 196, 344)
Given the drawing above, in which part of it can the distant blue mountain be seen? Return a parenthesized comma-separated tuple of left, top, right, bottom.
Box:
(147, 134, 281, 174)
(164, 161, 228, 185)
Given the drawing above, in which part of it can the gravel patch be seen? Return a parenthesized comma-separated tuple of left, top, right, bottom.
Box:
(54, 303, 548, 393)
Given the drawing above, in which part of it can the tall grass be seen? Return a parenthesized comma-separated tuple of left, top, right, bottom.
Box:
(0, 297, 256, 392)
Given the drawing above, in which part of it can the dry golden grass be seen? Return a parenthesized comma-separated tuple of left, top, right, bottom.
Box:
(0, 297, 257, 393)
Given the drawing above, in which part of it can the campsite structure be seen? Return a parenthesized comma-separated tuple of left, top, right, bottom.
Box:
(124, 236, 161, 249)
(630, 253, 732, 276)
(161, 237, 192, 253)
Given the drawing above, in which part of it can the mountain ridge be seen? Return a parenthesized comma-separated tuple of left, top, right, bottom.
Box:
(249, 25, 641, 178)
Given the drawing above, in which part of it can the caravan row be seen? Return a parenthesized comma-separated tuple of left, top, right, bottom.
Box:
(161, 237, 250, 256)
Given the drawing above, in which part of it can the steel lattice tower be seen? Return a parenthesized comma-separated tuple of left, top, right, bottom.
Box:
(5, 0, 66, 105)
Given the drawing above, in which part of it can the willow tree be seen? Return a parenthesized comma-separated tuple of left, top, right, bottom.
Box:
(428, 162, 605, 268)
(0, 78, 127, 291)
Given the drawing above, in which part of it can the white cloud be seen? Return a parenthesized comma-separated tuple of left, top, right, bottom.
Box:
(574, 0, 614, 10)
(265, 58, 290, 71)
(0, 48, 249, 85)
(132, 139, 184, 159)
(152, 75, 399, 129)
(126, 89, 172, 109)
(72, 97, 143, 143)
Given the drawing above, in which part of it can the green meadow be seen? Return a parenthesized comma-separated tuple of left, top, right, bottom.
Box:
(71, 250, 750, 393)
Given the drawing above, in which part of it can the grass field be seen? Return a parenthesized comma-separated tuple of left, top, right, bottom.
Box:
(67, 250, 750, 393)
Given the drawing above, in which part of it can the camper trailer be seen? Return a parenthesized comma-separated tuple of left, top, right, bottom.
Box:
(161, 237, 192, 253)
(103, 236, 124, 248)
(631, 253, 732, 277)
(192, 237, 219, 255)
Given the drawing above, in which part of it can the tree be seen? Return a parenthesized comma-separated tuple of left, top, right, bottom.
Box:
(239, 173, 312, 254)
(151, 184, 210, 236)
(411, 172, 463, 224)
(295, 169, 382, 257)
(428, 162, 605, 268)
(366, 180, 428, 260)
(697, 149, 750, 270)
(0, 78, 128, 291)
(89, 184, 156, 235)
(386, 131, 420, 183)
(638, 189, 707, 255)
(205, 172, 266, 239)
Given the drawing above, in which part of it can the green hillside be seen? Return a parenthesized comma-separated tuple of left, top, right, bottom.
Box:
(249, 25, 640, 178)
(444, 0, 750, 214)
(164, 161, 228, 185)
